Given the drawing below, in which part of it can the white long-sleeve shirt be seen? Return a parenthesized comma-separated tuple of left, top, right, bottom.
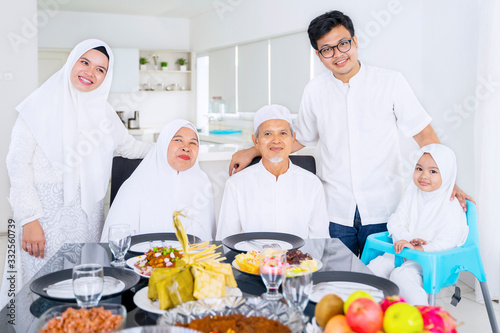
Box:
(216, 160, 329, 240)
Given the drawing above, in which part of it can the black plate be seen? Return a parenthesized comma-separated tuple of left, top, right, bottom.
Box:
(129, 233, 201, 255)
(310, 271, 399, 302)
(222, 232, 305, 253)
(30, 267, 140, 302)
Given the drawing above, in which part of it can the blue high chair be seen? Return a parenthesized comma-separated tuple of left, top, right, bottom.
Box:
(360, 201, 499, 333)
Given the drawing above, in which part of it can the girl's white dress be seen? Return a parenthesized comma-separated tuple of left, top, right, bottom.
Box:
(367, 144, 468, 305)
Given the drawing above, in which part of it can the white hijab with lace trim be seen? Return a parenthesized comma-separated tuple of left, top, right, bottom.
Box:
(16, 39, 127, 217)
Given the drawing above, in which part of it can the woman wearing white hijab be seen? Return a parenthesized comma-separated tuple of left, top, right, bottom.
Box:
(101, 119, 215, 242)
(367, 144, 468, 305)
(4, 39, 151, 292)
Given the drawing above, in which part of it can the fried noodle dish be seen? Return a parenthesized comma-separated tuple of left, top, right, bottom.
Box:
(41, 306, 123, 333)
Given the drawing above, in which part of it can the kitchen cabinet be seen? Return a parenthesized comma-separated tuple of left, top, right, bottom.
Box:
(139, 50, 192, 92)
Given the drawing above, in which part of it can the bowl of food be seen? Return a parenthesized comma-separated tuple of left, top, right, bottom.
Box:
(35, 303, 126, 333)
(157, 296, 304, 333)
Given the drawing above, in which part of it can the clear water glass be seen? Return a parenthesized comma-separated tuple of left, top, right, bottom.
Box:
(72, 264, 104, 308)
(283, 265, 313, 312)
(259, 249, 287, 301)
(108, 224, 131, 267)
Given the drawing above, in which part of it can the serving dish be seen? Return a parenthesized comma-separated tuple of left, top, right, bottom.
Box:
(231, 258, 323, 276)
(157, 296, 304, 333)
(35, 303, 126, 333)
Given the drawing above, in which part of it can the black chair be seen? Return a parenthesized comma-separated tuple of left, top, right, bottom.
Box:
(249, 155, 316, 174)
(110, 156, 143, 206)
(110, 155, 317, 206)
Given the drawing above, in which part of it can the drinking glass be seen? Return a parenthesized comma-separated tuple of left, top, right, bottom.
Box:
(283, 265, 313, 312)
(108, 224, 131, 267)
(259, 249, 287, 301)
(72, 264, 104, 308)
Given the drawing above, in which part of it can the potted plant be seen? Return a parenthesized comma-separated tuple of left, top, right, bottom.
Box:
(161, 61, 168, 71)
(139, 57, 148, 70)
(176, 58, 187, 71)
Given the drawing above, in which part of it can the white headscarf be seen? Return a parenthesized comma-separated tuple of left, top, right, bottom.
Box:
(16, 39, 127, 217)
(101, 119, 215, 241)
(388, 144, 468, 252)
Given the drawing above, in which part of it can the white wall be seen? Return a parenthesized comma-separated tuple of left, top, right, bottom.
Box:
(38, 11, 190, 50)
(108, 91, 196, 129)
(0, 0, 38, 233)
(38, 10, 197, 131)
(191, 0, 478, 196)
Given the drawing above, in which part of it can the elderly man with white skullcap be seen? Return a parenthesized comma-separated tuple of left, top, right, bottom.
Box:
(216, 105, 329, 240)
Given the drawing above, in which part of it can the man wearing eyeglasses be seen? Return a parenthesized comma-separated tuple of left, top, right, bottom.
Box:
(229, 10, 472, 257)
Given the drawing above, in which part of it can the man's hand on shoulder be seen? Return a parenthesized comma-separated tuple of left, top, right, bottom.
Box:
(229, 147, 260, 176)
(452, 184, 476, 212)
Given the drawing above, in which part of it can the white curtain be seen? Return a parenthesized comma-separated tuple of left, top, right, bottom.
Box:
(474, 0, 500, 302)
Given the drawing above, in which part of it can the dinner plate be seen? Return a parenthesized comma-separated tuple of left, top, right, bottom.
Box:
(231, 258, 323, 276)
(308, 271, 399, 303)
(129, 240, 182, 254)
(129, 233, 201, 255)
(126, 255, 151, 278)
(133, 286, 243, 315)
(222, 232, 305, 253)
(30, 267, 140, 302)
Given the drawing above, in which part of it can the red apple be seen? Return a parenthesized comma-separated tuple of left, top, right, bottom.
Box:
(324, 315, 354, 333)
(383, 302, 424, 333)
(345, 297, 383, 333)
(344, 290, 375, 314)
(380, 295, 407, 312)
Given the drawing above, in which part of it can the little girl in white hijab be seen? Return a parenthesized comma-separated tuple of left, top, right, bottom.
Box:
(101, 119, 216, 241)
(368, 144, 469, 305)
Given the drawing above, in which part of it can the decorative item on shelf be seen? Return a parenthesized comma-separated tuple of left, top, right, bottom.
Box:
(139, 57, 148, 71)
(128, 111, 140, 129)
(151, 54, 159, 70)
(142, 82, 154, 91)
(176, 58, 187, 71)
(161, 61, 168, 71)
(209, 96, 225, 121)
(116, 111, 127, 126)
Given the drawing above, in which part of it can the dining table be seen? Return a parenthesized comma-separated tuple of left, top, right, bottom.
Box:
(0, 237, 398, 333)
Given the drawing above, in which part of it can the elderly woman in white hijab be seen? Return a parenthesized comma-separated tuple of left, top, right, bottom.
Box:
(101, 119, 215, 242)
(3, 39, 151, 294)
(367, 144, 469, 305)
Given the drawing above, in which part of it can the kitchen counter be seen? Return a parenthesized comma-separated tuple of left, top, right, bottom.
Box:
(128, 128, 314, 162)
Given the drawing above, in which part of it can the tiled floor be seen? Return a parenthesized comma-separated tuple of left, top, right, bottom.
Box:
(0, 237, 498, 332)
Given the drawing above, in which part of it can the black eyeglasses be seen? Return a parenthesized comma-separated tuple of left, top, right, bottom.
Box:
(318, 39, 353, 59)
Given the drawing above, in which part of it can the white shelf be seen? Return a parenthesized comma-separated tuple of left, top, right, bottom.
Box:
(138, 89, 191, 92)
(140, 69, 191, 73)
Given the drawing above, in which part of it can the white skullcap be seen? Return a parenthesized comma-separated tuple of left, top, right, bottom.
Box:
(253, 104, 293, 132)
